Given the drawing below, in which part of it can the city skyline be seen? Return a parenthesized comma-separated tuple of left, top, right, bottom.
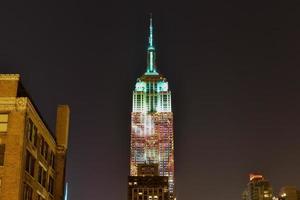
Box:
(1, 1, 300, 200)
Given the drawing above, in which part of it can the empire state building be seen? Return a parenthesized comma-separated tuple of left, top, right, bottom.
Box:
(129, 16, 175, 199)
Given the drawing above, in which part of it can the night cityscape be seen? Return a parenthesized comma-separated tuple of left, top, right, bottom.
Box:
(0, 1, 300, 200)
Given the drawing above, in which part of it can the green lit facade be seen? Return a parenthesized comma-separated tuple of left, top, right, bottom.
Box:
(130, 17, 175, 199)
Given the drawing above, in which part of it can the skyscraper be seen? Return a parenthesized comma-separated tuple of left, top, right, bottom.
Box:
(242, 173, 273, 200)
(130, 16, 175, 199)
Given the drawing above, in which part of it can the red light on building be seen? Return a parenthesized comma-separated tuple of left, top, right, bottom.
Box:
(249, 173, 264, 181)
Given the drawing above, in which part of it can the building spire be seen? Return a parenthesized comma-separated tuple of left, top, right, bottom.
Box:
(148, 13, 154, 50)
(146, 13, 158, 75)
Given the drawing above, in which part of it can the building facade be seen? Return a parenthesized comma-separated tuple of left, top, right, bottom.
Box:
(242, 173, 273, 200)
(0, 74, 70, 200)
(279, 186, 300, 200)
(129, 17, 175, 199)
(128, 164, 169, 200)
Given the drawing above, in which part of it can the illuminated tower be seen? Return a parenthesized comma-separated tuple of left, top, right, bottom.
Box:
(242, 173, 273, 200)
(130, 16, 175, 199)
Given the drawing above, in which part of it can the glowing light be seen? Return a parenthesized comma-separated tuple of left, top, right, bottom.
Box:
(131, 80, 175, 193)
(145, 14, 158, 75)
(249, 173, 263, 181)
(130, 14, 175, 198)
(135, 81, 146, 92)
(281, 193, 287, 197)
(64, 183, 68, 200)
(157, 81, 168, 92)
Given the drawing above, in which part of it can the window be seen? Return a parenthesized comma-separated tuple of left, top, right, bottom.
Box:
(33, 126, 38, 147)
(44, 142, 48, 159)
(48, 176, 54, 195)
(0, 144, 5, 166)
(27, 119, 33, 139)
(37, 194, 45, 200)
(40, 137, 44, 153)
(0, 114, 8, 133)
(49, 151, 55, 169)
(40, 137, 49, 160)
(23, 183, 33, 200)
(25, 150, 35, 177)
(27, 119, 37, 147)
(38, 165, 47, 187)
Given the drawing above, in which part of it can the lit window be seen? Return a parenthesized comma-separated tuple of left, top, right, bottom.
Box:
(0, 114, 8, 133)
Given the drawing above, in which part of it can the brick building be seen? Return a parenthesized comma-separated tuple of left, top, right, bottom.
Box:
(0, 74, 70, 200)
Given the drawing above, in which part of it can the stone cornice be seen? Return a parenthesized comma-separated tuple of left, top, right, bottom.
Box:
(16, 97, 27, 111)
(0, 74, 20, 80)
(0, 96, 56, 146)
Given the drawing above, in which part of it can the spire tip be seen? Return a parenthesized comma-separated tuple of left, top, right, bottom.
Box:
(146, 13, 158, 75)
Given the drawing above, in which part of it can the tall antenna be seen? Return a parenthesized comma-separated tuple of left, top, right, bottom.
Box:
(148, 13, 154, 50)
(146, 13, 158, 74)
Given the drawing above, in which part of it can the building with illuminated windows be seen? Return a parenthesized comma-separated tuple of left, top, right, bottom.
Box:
(242, 173, 273, 200)
(128, 164, 169, 200)
(0, 74, 70, 200)
(279, 186, 300, 200)
(129, 16, 175, 200)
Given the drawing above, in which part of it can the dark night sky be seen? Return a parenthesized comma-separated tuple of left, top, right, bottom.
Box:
(1, 0, 300, 199)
